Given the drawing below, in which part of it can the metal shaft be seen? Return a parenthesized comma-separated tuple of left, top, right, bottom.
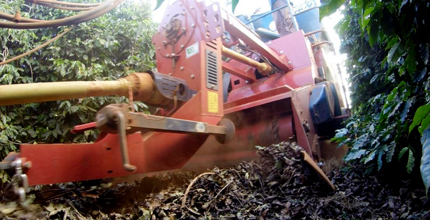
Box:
(222, 46, 272, 76)
(0, 73, 170, 106)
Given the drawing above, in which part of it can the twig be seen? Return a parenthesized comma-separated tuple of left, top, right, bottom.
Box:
(181, 172, 214, 208)
(214, 181, 232, 199)
(63, 209, 68, 220)
(0, 26, 74, 66)
(185, 206, 201, 216)
(66, 201, 85, 220)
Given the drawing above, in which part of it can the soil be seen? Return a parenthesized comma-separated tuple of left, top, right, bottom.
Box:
(0, 142, 429, 219)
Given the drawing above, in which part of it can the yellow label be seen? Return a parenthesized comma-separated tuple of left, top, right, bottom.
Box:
(207, 91, 219, 113)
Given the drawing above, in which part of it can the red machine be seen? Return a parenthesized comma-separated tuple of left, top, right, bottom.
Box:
(0, 0, 348, 200)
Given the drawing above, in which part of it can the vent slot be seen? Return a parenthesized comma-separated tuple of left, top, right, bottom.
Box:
(206, 40, 217, 50)
(206, 49, 218, 90)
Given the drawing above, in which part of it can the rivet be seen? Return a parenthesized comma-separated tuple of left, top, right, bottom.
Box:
(180, 45, 185, 48)
(280, 51, 283, 54)
(191, 74, 195, 79)
(245, 80, 249, 84)
(191, 24, 195, 27)
(169, 73, 172, 76)
(288, 61, 292, 64)
(180, 66, 184, 70)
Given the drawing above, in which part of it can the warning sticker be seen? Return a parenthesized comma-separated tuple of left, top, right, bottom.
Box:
(207, 91, 219, 113)
(185, 42, 199, 59)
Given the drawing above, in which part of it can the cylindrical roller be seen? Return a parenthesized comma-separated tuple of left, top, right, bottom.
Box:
(222, 46, 272, 76)
(0, 73, 170, 107)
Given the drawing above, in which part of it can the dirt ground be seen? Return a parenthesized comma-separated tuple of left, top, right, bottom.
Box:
(0, 142, 429, 219)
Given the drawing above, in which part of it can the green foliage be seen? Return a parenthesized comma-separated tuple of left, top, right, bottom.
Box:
(333, 0, 430, 175)
(319, 0, 346, 20)
(0, 0, 156, 181)
(421, 127, 430, 195)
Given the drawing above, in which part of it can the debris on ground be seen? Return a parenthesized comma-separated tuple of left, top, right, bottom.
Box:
(0, 142, 429, 219)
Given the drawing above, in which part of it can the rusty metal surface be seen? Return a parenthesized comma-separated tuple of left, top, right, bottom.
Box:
(301, 151, 335, 191)
(291, 86, 318, 158)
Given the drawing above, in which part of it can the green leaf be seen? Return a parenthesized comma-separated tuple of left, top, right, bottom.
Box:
(352, 134, 368, 150)
(387, 41, 401, 63)
(385, 142, 396, 163)
(231, 0, 239, 13)
(377, 148, 384, 171)
(420, 127, 430, 195)
(398, 147, 408, 161)
(364, 150, 376, 164)
(345, 149, 367, 161)
(406, 149, 415, 173)
(419, 114, 430, 135)
(400, 98, 414, 122)
(70, 106, 79, 113)
(409, 103, 430, 133)
(153, 0, 165, 11)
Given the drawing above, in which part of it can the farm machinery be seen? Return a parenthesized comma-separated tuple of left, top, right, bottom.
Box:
(0, 0, 348, 201)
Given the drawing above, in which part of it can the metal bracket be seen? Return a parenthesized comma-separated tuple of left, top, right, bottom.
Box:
(96, 104, 235, 172)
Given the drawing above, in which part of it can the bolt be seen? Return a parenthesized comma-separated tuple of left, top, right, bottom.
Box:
(169, 73, 172, 76)
(162, 41, 167, 45)
(195, 122, 205, 132)
(166, 54, 170, 57)
(190, 6, 194, 9)
(191, 74, 195, 79)
(158, 47, 160, 50)
(191, 24, 195, 27)
(280, 51, 283, 54)
(288, 61, 292, 64)
(181, 28, 186, 31)
(180, 66, 184, 70)
(245, 80, 249, 84)
(171, 53, 176, 57)
(254, 57, 258, 60)
(180, 44, 184, 48)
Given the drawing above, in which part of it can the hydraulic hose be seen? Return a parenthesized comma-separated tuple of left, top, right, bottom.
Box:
(0, 12, 42, 23)
(36, 3, 93, 11)
(26, 0, 100, 7)
(0, 0, 119, 29)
